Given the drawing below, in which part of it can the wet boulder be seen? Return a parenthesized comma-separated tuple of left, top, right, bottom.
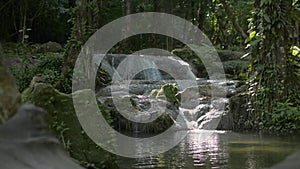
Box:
(32, 41, 63, 53)
(0, 44, 21, 124)
(172, 46, 248, 79)
(22, 79, 118, 169)
(228, 92, 251, 131)
(0, 104, 85, 169)
(266, 151, 300, 169)
(102, 95, 175, 134)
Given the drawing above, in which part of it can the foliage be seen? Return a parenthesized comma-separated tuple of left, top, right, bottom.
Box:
(246, 0, 300, 132)
(22, 83, 118, 169)
(11, 52, 70, 92)
(269, 100, 300, 132)
(172, 46, 208, 77)
(157, 83, 180, 105)
(0, 0, 71, 43)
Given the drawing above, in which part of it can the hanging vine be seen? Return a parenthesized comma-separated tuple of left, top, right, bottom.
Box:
(246, 0, 300, 131)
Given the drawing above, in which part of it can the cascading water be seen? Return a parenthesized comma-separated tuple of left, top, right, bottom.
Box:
(101, 54, 163, 81)
(97, 54, 237, 132)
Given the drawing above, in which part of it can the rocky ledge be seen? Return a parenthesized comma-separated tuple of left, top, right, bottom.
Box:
(0, 104, 85, 169)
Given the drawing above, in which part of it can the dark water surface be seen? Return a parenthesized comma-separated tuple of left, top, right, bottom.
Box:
(117, 130, 300, 169)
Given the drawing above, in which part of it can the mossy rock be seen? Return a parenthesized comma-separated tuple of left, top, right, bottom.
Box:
(222, 60, 248, 79)
(22, 81, 118, 169)
(156, 84, 180, 105)
(217, 50, 246, 61)
(102, 96, 174, 134)
(172, 46, 207, 77)
(149, 89, 159, 98)
(33, 42, 63, 53)
(0, 45, 21, 124)
(228, 93, 252, 131)
(172, 46, 247, 78)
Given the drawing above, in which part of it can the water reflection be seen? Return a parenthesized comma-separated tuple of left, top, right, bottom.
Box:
(117, 130, 300, 169)
(184, 130, 228, 168)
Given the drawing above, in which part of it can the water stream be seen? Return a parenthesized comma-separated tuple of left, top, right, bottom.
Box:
(98, 54, 300, 169)
(117, 131, 300, 169)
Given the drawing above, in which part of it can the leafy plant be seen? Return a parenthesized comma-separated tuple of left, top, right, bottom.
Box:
(269, 100, 300, 132)
(11, 52, 70, 92)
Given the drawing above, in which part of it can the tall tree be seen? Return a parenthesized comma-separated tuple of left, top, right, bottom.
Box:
(247, 0, 295, 128)
(219, 0, 247, 40)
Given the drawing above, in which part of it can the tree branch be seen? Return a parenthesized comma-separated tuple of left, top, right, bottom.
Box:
(220, 0, 248, 40)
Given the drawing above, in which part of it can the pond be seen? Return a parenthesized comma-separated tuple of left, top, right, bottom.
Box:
(117, 130, 300, 169)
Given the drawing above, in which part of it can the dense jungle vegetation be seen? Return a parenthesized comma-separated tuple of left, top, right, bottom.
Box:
(1, 0, 299, 142)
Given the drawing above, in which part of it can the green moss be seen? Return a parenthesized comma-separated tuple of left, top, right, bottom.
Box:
(223, 60, 248, 79)
(172, 46, 208, 77)
(162, 84, 179, 105)
(149, 89, 159, 98)
(22, 82, 118, 169)
(156, 84, 180, 105)
(172, 46, 248, 78)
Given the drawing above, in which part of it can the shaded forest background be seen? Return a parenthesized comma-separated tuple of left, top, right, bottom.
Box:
(1, 0, 300, 132)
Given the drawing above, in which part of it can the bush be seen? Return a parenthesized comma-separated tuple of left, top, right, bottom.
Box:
(269, 101, 300, 132)
(11, 52, 70, 92)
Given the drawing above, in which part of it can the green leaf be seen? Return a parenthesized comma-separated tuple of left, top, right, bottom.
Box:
(291, 46, 300, 56)
(263, 14, 271, 23)
(250, 39, 261, 46)
(249, 31, 256, 40)
(292, 50, 299, 56)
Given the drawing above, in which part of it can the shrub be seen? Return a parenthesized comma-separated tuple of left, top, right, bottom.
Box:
(11, 52, 70, 92)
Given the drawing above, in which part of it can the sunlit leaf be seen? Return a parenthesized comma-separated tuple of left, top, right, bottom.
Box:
(249, 31, 256, 40)
(291, 46, 300, 56)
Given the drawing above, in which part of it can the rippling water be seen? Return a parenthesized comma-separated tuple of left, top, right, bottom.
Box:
(117, 130, 300, 169)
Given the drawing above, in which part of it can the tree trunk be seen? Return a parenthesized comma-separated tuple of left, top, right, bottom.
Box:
(153, 0, 159, 12)
(126, 0, 131, 15)
(249, 0, 292, 122)
(219, 0, 247, 40)
(18, 0, 28, 43)
(164, 0, 174, 51)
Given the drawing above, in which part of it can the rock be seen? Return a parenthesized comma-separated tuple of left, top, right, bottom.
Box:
(22, 80, 118, 169)
(216, 106, 233, 130)
(0, 44, 21, 124)
(101, 95, 175, 134)
(228, 93, 251, 131)
(266, 151, 300, 169)
(172, 46, 248, 78)
(156, 83, 180, 105)
(97, 81, 164, 97)
(217, 50, 246, 61)
(33, 41, 63, 53)
(172, 46, 208, 77)
(100, 54, 196, 80)
(0, 104, 85, 169)
(198, 98, 233, 130)
(222, 60, 248, 77)
(149, 89, 159, 98)
(177, 85, 227, 102)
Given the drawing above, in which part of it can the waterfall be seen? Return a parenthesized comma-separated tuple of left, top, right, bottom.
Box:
(178, 98, 229, 130)
(97, 54, 236, 132)
(116, 55, 163, 81)
(99, 55, 163, 81)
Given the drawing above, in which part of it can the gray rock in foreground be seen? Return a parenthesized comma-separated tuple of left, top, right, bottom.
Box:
(0, 104, 85, 169)
(266, 151, 300, 169)
(0, 44, 21, 124)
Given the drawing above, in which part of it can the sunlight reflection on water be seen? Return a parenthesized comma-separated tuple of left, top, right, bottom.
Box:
(117, 130, 300, 169)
